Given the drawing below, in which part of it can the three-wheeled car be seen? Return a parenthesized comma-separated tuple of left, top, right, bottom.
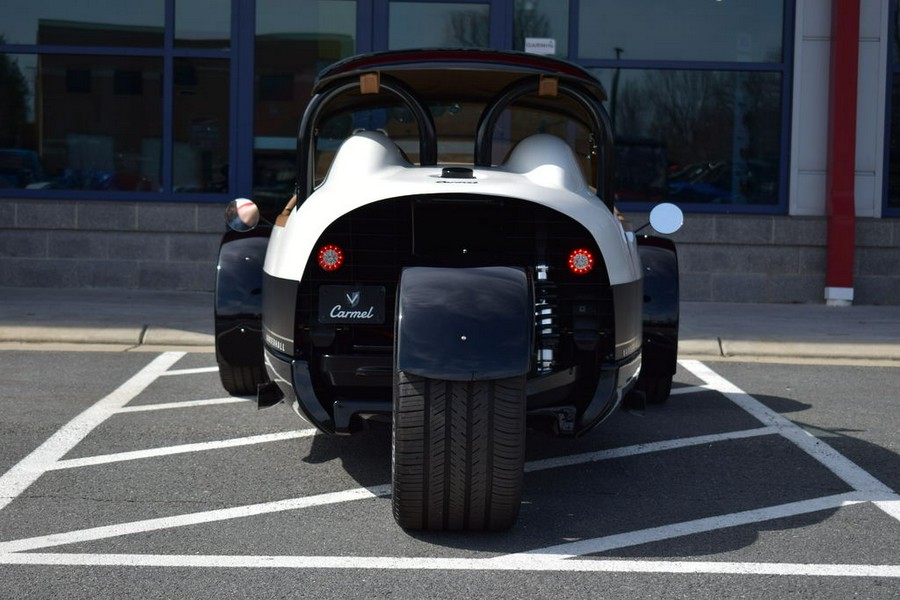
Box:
(215, 49, 682, 531)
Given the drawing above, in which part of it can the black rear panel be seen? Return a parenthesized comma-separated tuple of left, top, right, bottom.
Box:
(294, 195, 615, 398)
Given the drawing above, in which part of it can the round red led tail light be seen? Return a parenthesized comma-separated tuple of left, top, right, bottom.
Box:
(317, 244, 344, 271)
(567, 248, 594, 275)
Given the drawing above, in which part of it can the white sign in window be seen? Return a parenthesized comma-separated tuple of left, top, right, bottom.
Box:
(524, 38, 556, 55)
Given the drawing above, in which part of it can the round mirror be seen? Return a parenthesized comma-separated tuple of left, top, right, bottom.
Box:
(225, 198, 260, 232)
(648, 202, 683, 235)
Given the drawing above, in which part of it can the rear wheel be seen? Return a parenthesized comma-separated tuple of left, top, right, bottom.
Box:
(218, 363, 267, 396)
(392, 372, 526, 531)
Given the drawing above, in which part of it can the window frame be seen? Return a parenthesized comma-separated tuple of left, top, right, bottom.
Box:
(0, 0, 242, 203)
(884, 0, 900, 217)
(0, 0, 796, 215)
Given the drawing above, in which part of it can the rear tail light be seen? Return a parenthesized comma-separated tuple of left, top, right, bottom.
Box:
(317, 244, 344, 271)
(567, 248, 594, 275)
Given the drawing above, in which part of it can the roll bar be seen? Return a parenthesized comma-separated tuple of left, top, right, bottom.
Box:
(294, 73, 438, 203)
(474, 76, 615, 210)
(294, 70, 614, 210)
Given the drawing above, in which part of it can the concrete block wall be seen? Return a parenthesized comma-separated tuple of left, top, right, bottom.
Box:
(625, 212, 899, 305)
(0, 199, 223, 292)
(856, 219, 900, 303)
(0, 199, 897, 304)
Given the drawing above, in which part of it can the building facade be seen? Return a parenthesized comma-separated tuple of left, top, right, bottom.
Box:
(0, 0, 897, 304)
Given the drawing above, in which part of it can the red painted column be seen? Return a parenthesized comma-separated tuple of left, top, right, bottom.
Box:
(824, 0, 860, 305)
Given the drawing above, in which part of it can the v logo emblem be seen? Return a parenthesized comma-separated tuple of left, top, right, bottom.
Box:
(346, 291, 360, 307)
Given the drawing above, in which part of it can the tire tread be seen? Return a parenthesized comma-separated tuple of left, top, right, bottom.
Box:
(218, 363, 267, 396)
(393, 372, 526, 531)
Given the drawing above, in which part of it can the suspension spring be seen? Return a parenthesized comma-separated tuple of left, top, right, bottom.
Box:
(534, 265, 560, 373)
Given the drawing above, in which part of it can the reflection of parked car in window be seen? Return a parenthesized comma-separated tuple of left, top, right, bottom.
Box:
(0, 149, 45, 188)
(614, 136, 668, 202)
(668, 159, 777, 204)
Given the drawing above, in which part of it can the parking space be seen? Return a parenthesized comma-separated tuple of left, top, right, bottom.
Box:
(0, 352, 898, 598)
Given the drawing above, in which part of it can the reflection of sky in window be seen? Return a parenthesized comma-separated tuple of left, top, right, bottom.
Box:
(579, 0, 783, 63)
(0, 1, 231, 123)
(0, 0, 364, 45)
(389, 3, 490, 49)
(176, 0, 232, 40)
(255, 0, 356, 36)
(0, 1, 165, 44)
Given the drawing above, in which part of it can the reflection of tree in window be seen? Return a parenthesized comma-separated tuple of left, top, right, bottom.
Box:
(614, 69, 780, 204)
(513, 2, 549, 50)
(618, 71, 780, 161)
(449, 11, 489, 47)
(616, 71, 726, 164)
(0, 38, 29, 148)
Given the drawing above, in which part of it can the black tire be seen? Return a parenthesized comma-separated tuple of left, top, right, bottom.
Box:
(636, 374, 673, 405)
(218, 362, 267, 396)
(392, 372, 526, 531)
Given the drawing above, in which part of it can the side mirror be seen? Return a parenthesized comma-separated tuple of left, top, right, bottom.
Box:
(225, 198, 260, 232)
(646, 202, 683, 235)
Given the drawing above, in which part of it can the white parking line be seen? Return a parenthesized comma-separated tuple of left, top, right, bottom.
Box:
(679, 360, 899, 504)
(668, 385, 710, 396)
(0, 357, 897, 579)
(524, 427, 775, 473)
(502, 492, 872, 560)
(0, 352, 184, 513)
(118, 397, 251, 412)
(0, 427, 772, 552)
(874, 499, 900, 522)
(1, 552, 898, 577)
(49, 430, 317, 470)
(160, 366, 219, 377)
(0, 485, 391, 553)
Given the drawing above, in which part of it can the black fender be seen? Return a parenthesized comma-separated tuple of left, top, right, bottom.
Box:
(214, 228, 271, 367)
(396, 266, 533, 381)
(637, 236, 679, 376)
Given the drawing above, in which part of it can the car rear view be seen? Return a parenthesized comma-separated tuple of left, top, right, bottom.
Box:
(214, 49, 682, 531)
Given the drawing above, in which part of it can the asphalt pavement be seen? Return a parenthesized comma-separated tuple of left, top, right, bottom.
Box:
(0, 286, 898, 361)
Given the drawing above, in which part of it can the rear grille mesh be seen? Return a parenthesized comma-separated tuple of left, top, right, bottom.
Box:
(296, 195, 614, 355)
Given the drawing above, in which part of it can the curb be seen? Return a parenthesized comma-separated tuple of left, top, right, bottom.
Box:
(0, 326, 214, 347)
(679, 339, 900, 361)
(2, 327, 897, 362)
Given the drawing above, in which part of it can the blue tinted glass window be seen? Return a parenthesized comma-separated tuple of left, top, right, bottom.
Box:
(0, 1, 164, 47)
(389, 2, 490, 49)
(174, 58, 230, 194)
(0, 53, 162, 191)
(594, 68, 782, 206)
(254, 0, 357, 203)
(889, 79, 900, 210)
(176, 0, 231, 49)
(579, 0, 783, 63)
(513, 0, 569, 58)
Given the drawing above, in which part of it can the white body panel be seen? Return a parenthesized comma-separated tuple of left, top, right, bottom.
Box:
(264, 132, 641, 285)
